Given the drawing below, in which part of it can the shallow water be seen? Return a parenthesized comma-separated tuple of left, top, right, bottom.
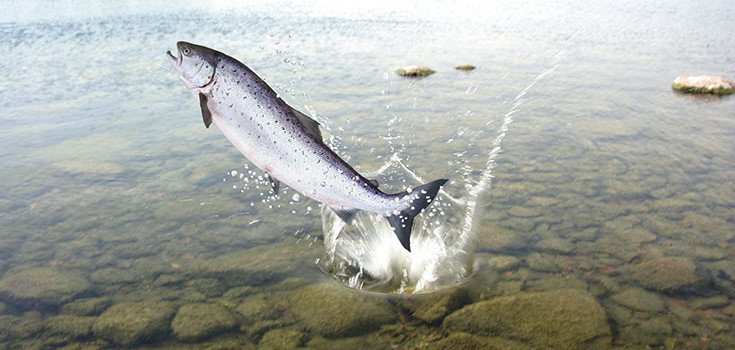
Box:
(1, 0, 734, 348)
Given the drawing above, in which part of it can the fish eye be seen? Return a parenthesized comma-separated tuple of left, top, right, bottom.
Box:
(182, 47, 191, 56)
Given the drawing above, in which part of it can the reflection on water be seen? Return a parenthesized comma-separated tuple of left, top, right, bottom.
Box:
(0, 0, 734, 348)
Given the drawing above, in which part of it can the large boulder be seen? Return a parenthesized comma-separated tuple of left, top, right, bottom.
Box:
(171, 303, 238, 342)
(92, 301, 175, 346)
(672, 75, 734, 95)
(400, 286, 468, 324)
(285, 283, 396, 337)
(442, 289, 611, 349)
(0, 267, 89, 307)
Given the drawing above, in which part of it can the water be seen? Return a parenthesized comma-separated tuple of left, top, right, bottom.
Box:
(0, 0, 734, 348)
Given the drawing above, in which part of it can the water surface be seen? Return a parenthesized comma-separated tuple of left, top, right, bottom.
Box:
(0, 0, 733, 348)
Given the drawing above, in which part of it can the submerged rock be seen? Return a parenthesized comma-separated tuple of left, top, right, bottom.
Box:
(0, 267, 90, 307)
(46, 315, 94, 339)
(395, 65, 435, 77)
(0, 315, 45, 340)
(442, 289, 611, 349)
(171, 303, 238, 342)
(286, 283, 396, 337)
(92, 301, 175, 346)
(401, 286, 468, 324)
(60, 297, 111, 316)
(609, 287, 666, 313)
(454, 65, 476, 71)
(672, 75, 734, 95)
(259, 328, 306, 349)
(630, 257, 709, 293)
(431, 332, 533, 350)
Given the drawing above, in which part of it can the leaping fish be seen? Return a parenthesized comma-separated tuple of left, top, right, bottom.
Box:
(167, 42, 447, 251)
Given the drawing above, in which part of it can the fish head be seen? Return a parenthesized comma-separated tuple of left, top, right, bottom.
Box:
(167, 41, 218, 92)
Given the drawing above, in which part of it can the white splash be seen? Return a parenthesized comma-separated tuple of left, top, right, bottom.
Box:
(319, 58, 563, 294)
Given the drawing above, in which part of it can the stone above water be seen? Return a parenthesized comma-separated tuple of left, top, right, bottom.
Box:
(672, 75, 734, 95)
(442, 289, 611, 349)
(454, 65, 476, 71)
(171, 303, 238, 342)
(0, 267, 90, 307)
(92, 301, 175, 346)
(286, 283, 396, 337)
(395, 65, 435, 77)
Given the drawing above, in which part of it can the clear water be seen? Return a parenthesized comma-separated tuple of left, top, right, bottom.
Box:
(0, 0, 733, 348)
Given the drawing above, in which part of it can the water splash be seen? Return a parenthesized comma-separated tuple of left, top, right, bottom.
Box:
(319, 57, 563, 294)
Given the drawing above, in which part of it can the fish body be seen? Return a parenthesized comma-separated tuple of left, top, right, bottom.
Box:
(168, 42, 447, 251)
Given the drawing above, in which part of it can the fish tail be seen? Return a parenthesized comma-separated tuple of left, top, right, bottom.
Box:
(386, 179, 448, 251)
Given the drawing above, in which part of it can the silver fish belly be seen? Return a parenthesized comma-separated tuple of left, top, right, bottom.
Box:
(168, 42, 447, 251)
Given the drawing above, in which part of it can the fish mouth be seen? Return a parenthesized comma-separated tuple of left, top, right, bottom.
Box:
(166, 49, 181, 66)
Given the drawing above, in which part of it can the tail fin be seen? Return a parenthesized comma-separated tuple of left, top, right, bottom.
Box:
(386, 179, 448, 251)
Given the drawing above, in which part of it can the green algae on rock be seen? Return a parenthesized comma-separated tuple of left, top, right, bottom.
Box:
(60, 297, 111, 316)
(395, 65, 435, 77)
(0, 315, 45, 340)
(454, 65, 476, 71)
(92, 301, 175, 346)
(609, 287, 666, 313)
(171, 303, 238, 342)
(46, 315, 95, 339)
(259, 328, 306, 350)
(400, 286, 468, 324)
(630, 257, 709, 293)
(430, 332, 533, 350)
(672, 75, 734, 95)
(286, 283, 396, 337)
(442, 289, 611, 349)
(0, 267, 90, 307)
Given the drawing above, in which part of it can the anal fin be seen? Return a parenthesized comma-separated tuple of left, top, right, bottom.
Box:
(266, 173, 280, 195)
(330, 206, 359, 224)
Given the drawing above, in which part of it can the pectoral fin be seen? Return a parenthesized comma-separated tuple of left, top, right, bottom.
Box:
(199, 93, 213, 128)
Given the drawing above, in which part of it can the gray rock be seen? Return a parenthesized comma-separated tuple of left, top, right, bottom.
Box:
(286, 283, 396, 337)
(443, 289, 611, 349)
(0, 267, 89, 307)
(92, 301, 175, 346)
(610, 287, 666, 313)
(672, 75, 734, 95)
(171, 303, 238, 342)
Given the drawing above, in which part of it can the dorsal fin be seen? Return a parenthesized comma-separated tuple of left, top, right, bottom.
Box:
(281, 99, 322, 141)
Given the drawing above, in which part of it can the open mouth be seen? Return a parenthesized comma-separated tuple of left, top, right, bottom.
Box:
(166, 50, 181, 66)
